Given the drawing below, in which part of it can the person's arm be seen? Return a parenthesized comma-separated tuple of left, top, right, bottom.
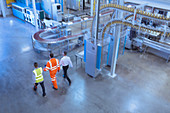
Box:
(40, 67, 43, 74)
(69, 57, 73, 67)
(60, 58, 63, 66)
(56, 59, 60, 72)
(43, 62, 50, 71)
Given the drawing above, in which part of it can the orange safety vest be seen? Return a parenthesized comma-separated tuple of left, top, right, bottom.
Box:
(44, 58, 60, 72)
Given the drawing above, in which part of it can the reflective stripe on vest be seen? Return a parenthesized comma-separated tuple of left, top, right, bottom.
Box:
(49, 59, 59, 71)
(33, 67, 44, 83)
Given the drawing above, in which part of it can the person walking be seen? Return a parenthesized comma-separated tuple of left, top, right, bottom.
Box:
(32, 62, 46, 97)
(60, 51, 73, 86)
(44, 53, 60, 90)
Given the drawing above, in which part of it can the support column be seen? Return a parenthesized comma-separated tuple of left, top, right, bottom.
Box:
(32, 0, 39, 31)
(110, 0, 124, 78)
(110, 24, 120, 78)
(94, 0, 100, 45)
(0, 0, 6, 17)
(90, 0, 94, 16)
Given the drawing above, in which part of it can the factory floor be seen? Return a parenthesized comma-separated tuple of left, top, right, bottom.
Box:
(0, 16, 170, 113)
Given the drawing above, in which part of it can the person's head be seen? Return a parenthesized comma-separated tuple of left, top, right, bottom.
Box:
(34, 62, 38, 68)
(50, 53, 54, 58)
(64, 51, 67, 56)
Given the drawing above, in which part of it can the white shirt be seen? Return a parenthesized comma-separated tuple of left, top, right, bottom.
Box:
(60, 56, 73, 67)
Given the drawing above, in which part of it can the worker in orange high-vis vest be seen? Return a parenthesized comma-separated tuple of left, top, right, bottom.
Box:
(44, 53, 60, 90)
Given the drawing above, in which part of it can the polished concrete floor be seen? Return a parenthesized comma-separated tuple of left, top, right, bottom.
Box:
(0, 16, 170, 113)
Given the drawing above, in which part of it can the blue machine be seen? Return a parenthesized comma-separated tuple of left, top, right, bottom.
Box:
(12, 3, 26, 20)
(41, 0, 63, 19)
(12, 0, 43, 21)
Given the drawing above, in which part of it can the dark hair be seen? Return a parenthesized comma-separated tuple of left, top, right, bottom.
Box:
(50, 53, 54, 58)
(34, 62, 38, 67)
(64, 51, 67, 55)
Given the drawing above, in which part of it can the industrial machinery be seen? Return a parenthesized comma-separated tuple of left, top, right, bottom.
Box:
(62, 14, 75, 22)
(41, 0, 63, 19)
(12, 3, 26, 20)
(12, 1, 44, 28)
(84, 1, 170, 77)
(52, 3, 63, 21)
(42, 19, 65, 28)
(123, 1, 170, 62)
(90, 3, 170, 64)
(32, 1, 170, 77)
(32, 23, 84, 55)
(24, 8, 45, 27)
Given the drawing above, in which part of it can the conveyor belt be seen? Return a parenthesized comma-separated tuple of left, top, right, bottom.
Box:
(33, 26, 83, 44)
(143, 38, 170, 54)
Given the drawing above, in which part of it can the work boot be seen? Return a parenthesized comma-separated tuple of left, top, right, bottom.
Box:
(42, 93, 46, 97)
(69, 82, 71, 86)
(33, 87, 37, 91)
(52, 86, 58, 90)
